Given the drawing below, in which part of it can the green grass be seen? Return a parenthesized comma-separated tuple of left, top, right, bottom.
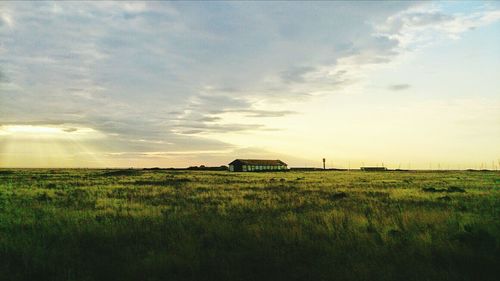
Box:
(0, 169, 499, 281)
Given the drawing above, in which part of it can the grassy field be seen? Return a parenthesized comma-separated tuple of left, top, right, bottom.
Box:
(0, 169, 499, 281)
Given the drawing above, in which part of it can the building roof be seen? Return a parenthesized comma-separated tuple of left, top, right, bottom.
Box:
(229, 159, 287, 166)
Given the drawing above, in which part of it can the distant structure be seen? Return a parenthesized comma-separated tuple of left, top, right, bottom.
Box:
(323, 158, 326, 170)
(228, 159, 287, 172)
(361, 167, 388, 172)
(187, 165, 228, 171)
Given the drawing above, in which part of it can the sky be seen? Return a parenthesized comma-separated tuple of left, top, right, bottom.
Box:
(0, 1, 499, 169)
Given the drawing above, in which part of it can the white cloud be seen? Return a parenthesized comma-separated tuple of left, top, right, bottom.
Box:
(376, 5, 500, 47)
(0, 7, 13, 28)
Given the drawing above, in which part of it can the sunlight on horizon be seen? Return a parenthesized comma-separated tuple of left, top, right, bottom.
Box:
(0, 125, 108, 167)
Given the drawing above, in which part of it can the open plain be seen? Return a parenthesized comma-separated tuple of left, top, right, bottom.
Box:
(0, 169, 499, 281)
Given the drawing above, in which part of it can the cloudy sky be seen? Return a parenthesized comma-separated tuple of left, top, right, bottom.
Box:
(1, 1, 499, 168)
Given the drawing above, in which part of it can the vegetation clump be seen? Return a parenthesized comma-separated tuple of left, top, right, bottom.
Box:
(422, 186, 466, 193)
(101, 169, 141, 177)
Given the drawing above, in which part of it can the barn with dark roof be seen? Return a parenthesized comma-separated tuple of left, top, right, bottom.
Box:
(228, 159, 287, 172)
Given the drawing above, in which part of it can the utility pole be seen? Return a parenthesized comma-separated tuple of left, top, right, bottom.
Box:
(323, 158, 326, 170)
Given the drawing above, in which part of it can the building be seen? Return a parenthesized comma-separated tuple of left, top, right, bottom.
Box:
(360, 167, 388, 171)
(228, 159, 287, 172)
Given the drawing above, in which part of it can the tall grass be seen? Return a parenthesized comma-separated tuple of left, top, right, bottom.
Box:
(0, 169, 499, 280)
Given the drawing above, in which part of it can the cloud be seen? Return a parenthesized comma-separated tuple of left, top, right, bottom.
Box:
(0, 8, 13, 28)
(280, 66, 316, 84)
(1, 1, 499, 166)
(191, 95, 250, 111)
(197, 116, 221, 122)
(379, 10, 454, 34)
(0, 70, 7, 83)
(388, 84, 411, 91)
(62, 127, 78, 133)
(173, 123, 268, 135)
(239, 110, 297, 118)
(170, 93, 297, 134)
(376, 5, 500, 46)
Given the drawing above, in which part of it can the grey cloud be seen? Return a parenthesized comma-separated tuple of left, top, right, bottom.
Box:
(175, 92, 297, 134)
(335, 70, 348, 76)
(381, 11, 455, 34)
(281, 66, 316, 83)
(253, 110, 294, 118)
(404, 11, 454, 26)
(62, 127, 78, 133)
(376, 8, 495, 40)
(174, 123, 267, 135)
(105, 134, 234, 153)
(0, 69, 8, 83)
(176, 129, 203, 135)
(214, 109, 297, 118)
(172, 108, 294, 135)
(388, 84, 411, 91)
(0, 120, 80, 127)
(240, 110, 296, 118)
(0, 1, 421, 158)
(192, 95, 250, 110)
(66, 88, 85, 92)
(197, 116, 221, 122)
